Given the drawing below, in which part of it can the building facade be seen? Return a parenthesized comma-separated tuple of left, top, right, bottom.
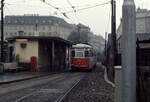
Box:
(117, 8, 150, 38)
(2, 15, 76, 39)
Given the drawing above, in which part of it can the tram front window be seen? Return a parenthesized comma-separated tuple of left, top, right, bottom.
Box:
(85, 51, 89, 57)
(76, 52, 83, 57)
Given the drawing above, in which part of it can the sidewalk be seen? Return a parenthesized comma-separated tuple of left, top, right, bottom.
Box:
(0, 72, 51, 84)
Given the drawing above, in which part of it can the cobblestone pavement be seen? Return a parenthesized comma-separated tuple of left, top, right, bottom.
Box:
(62, 63, 114, 102)
(0, 72, 85, 102)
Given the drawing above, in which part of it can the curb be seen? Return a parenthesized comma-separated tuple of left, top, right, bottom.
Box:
(0, 73, 54, 85)
(103, 66, 115, 87)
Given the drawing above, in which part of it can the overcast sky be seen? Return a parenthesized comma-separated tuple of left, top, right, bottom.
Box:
(3, 0, 150, 37)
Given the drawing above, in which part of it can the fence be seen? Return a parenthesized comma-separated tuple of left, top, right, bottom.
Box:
(136, 40, 150, 102)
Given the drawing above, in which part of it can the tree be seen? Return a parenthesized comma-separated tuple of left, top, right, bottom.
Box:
(67, 30, 90, 43)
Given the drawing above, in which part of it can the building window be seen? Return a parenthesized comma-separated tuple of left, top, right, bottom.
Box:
(14, 32, 17, 36)
(43, 20, 46, 23)
(42, 32, 45, 36)
(39, 32, 42, 36)
(21, 20, 24, 23)
(43, 26, 45, 30)
(24, 26, 26, 30)
(14, 20, 17, 23)
(48, 32, 51, 36)
(29, 32, 32, 36)
(36, 20, 38, 24)
(49, 20, 51, 23)
(49, 26, 51, 31)
(5, 32, 8, 36)
(10, 33, 12, 36)
(28, 26, 31, 30)
(8, 20, 11, 23)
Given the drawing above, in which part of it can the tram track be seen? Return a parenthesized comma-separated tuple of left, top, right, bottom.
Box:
(0, 72, 85, 102)
(56, 77, 82, 102)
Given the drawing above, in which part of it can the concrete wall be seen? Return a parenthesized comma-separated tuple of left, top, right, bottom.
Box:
(14, 40, 38, 63)
(115, 66, 122, 102)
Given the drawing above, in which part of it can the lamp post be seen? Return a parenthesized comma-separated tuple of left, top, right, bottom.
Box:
(122, 0, 136, 102)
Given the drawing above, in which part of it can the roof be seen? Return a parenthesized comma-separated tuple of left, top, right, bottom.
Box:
(4, 15, 74, 28)
(7, 36, 73, 45)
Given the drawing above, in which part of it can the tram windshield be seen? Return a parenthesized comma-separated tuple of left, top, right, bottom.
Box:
(76, 51, 84, 57)
(85, 50, 89, 57)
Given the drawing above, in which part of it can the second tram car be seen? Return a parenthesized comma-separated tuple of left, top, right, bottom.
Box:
(71, 43, 97, 71)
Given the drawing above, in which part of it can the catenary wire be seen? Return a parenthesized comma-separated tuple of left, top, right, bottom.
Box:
(65, 1, 110, 14)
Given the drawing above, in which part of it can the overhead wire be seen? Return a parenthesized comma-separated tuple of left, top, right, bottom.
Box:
(40, 0, 76, 24)
(65, 1, 110, 14)
(4, 0, 110, 25)
(66, 0, 76, 13)
(5, 5, 13, 15)
(66, 0, 79, 24)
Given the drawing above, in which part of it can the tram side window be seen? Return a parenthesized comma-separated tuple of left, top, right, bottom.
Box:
(71, 51, 75, 57)
(85, 50, 89, 57)
(88, 50, 93, 57)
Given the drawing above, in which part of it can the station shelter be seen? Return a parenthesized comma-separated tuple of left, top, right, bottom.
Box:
(7, 36, 73, 72)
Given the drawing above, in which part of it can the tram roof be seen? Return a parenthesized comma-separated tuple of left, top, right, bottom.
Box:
(72, 43, 92, 48)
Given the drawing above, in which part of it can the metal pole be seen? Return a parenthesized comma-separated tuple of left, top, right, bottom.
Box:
(111, 0, 114, 62)
(52, 41, 55, 71)
(105, 32, 107, 57)
(122, 0, 136, 101)
(111, 0, 116, 80)
(1, 0, 4, 62)
(114, 1, 117, 55)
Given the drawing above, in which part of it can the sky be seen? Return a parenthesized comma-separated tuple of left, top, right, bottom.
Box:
(3, 0, 150, 38)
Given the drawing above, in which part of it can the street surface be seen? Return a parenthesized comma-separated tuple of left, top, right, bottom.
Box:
(0, 72, 85, 102)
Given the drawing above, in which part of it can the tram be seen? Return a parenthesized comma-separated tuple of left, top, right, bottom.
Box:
(71, 43, 97, 71)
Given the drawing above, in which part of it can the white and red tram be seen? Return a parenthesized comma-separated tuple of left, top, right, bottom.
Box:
(71, 43, 97, 71)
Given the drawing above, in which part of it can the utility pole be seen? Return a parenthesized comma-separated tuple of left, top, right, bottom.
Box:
(122, 0, 136, 102)
(105, 32, 107, 57)
(1, 0, 4, 62)
(111, 0, 117, 79)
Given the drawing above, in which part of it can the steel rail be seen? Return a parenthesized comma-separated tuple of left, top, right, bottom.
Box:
(56, 76, 83, 102)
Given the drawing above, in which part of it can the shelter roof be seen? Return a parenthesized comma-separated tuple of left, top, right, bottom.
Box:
(7, 36, 73, 45)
